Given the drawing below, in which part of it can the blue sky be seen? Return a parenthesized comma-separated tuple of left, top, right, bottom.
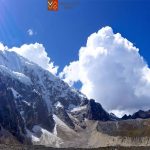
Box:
(1, 0, 150, 115)
(0, 0, 150, 72)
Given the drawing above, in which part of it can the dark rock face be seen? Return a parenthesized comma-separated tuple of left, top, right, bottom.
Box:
(0, 81, 25, 143)
(54, 105, 75, 129)
(122, 110, 150, 120)
(0, 70, 55, 132)
(0, 71, 55, 144)
(0, 127, 21, 145)
(109, 113, 119, 121)
(122, 114, 132, 120)
(80, 98, 89, 106)
(22, 92, 55, 132)
(70, 99, 114, 128)
(132, 110, 150, 119)
(86, 99, 110, 121)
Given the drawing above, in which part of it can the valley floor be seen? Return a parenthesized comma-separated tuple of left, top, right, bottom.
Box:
(0, 145, 150, 150)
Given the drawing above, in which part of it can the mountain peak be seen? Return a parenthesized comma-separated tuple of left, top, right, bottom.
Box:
(1, 49, 150, 148)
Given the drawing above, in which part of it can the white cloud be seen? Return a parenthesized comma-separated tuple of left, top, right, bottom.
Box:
(60, 26, 150, 116)
(9, 43, 58, 74)
(27, 29, 34, 36)
(59, 61, 79, 86)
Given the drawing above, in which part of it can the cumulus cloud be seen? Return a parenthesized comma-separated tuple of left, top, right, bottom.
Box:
(9, 43, 58, 74)
(59, 61, 80, 86)
(60, 26, 150, 116)
(27, 29, 34, 36)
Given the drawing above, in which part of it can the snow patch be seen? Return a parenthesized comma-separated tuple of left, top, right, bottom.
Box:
(13, 71, 32, 85)
(0, 65, 32, 85)
(55, 101, 63, 109)
(53, 124, 57, 136)
(27, 125, 63, 147)
(71, 105, 87, 112)
(22, 100, 31, 106)
(33, 89, 40, 95)
(9, 88, 21, 98)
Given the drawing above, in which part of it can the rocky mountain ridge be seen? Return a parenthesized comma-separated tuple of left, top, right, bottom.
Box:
(0, 50, 150, 148)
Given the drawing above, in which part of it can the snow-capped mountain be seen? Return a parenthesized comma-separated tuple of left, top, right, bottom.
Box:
(0, 50, 86, 111)
(1, 50, 150, 148)
(0, 50, 113, 146)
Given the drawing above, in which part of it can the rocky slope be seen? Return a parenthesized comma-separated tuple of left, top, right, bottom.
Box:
(1, 50, 150, 148)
